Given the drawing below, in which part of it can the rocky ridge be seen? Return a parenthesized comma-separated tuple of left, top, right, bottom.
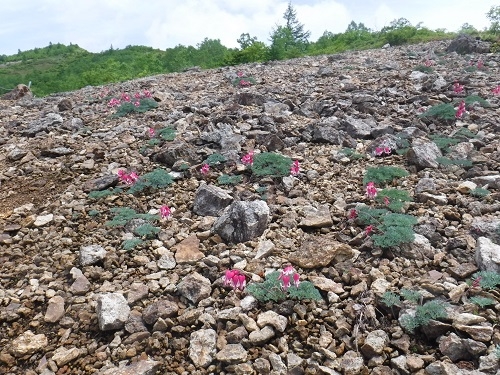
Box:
(0, 36, 500, 374)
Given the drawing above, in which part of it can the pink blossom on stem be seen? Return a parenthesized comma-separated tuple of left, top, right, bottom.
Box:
(134, 92, 142, 99)
(241, 150, 254, 165)
(290, 160, 300, 176)
(365, 225, 374, 236)
(200, 164, 210, 174)
(278, 266, 300, 291)
(121, 93, 131, 102)
(239, 79, 251, 87)
(455, 100, 466, 119)
(453, 82, 464, 94)
(237, 71, 244, 77)
(383, 196, 390, 206)
(424, 59, 434, 67)
(134, 100, 140, 107)
(223, 269, 246, 290)
(148, 127, 156, 138)
(117, 170, 139, 185)
(143, 90, 152, 98)
(108, 98, 121, 107)
(477, 59, 484, 69)
(348, 209, 358, 220)
(365, 182, 377, 199)
(374, 146, 391, 156)
(159, 205, 172, 219)
(492, 85, 500, 95)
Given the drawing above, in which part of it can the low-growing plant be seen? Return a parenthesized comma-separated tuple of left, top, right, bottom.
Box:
(469, 296, 496, 308)
(400, 288, 422, 304)
(134, 223, 161, 238)
(414, 65, 433, 73)
(246, 269, 322, 302)
(470, 271, 500, 290)
(88, 209, 100, 217)
(88, 187, 123, 199)
(470, 187, 491, 198)
(251, 152, 292, 177)
(105, 207, 159, 227)
(127, 168, 174, 194)
(231, 71, 257, 87)
(339, 147, 365, 160)
(109, 91, 158, 118)
(429, 135, 461, 152)
(463, 94, 490, 108)
(400, 300, 448, 333)
(381, 291, 401, 308)
(419, 103, 456, 120)
(155, 127, 176, 141)
(204, 153, 227, 166)
(363, 166, 409, 186)
(217, 174, 242, 185)
(375, 188, 412, 212)
(121, 238, 144, 251)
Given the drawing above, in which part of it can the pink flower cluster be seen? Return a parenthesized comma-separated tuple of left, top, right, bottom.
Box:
(223, 269, 246, 290)
(374, 146, 391, 156)
(200, 164, 210, 174)
(117, 170, 139, 185)
(455, 100, 466, 119)
(469, 59, 485, 69)
(148, 127, 156, 138)
(108, 90, 152, 108)
(492, 85, 500, 95)
(290, 160, 300, 176)
(365, 182, 377, 199)
(424, 59, 434, 67)
(453, 82, 464, 94)
(239, 80, 252, 87)
(159, 205, 172, 220)
(241, 151, 254, 165)
(279, 266, 300, 291)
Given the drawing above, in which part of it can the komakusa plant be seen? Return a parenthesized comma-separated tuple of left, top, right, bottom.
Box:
(246, 266, 322, 302)
(362, 166, 409, 186)
(108, 90, 158, 118)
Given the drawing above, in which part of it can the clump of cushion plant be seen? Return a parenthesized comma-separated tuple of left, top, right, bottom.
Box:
(127, 168, 174, 194)
(251, 152, 292, 177)
(362, 166, 409, 186)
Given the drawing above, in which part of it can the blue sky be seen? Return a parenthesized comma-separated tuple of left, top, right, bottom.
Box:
(0, 0, 497, 55)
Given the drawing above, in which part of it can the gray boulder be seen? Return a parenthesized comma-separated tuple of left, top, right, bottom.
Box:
(407, 141, 442, 170)
(446, 34, 490, 54)
(96, 293, 130, 331)
(192, 184, 233, 216)
(475, 237, 500, 273)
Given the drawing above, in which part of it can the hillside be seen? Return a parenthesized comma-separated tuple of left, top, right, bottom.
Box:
(0, 35, 500, 374)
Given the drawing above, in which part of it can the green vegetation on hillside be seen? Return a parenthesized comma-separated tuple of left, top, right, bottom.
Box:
(1, 3, 499, 97)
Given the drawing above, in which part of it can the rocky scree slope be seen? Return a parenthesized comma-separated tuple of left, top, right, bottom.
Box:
(0, 37, 500, 374)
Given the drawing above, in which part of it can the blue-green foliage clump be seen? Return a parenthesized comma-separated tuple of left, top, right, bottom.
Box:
(471, 271, 500, 290)
(246, 271, 322, 302)
(127, 168, 174, 194)
(251, 152, 292, 177)
(400, 300, 448, 333)
(217, 174, 242, 185)
(363, 166, 409, 186)
(121, 238, 144, 251)
(339, 148, 365, 160)
(419, 103, 456, 120)
(112, 98, 158, 118)
(469, 296, 495, 308)
(357, 206, 417, 248)
(88, 187, 123, 199)
(470, 188, 490, 198)
(375, 188, 412, 212)
(105, 207, 159, 227)
(203, 153, 227, 166)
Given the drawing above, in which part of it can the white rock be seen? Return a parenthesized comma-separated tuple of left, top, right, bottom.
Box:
(475, 237, 500, 273)
(34, 213, 54, 227)
(96, 293, 130, 331)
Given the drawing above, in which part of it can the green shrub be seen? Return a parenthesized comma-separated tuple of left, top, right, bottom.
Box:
(381, 291, 400, 307)
(400, 289, 422, 304)
(363, 166, 409, 186)
(111, 98, 158, 118)
(251, 152, 292, 177)
(246, 271, 322, 302)
(339, 147, 364, 160)
(156, 127, 176, 141)
(463, 95, 490, 107)
(471, 271, 500, 290)
(127, 168, 174, 194)
(217, 174, 242, 185)
(134, 223, 160, 238)
(413, 65, 433, 73)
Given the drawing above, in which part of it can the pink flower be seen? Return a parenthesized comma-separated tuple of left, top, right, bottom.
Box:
(143, 90, 152, 98)
(365, 182, 377, 199)
(424, 59, 434, 67)
(453, 82, 464, 94)
(117, 170, 139, 185)
(108, 98, 121, 107)
(237, 71, 244, 77)
(134, 92, 142, 99)
(121, 93, 131, 102)
(128, 172, 139, 183)
(134, 100, 140, 107)
(365, 225, 374, 236)
(200, 164, 210, 174)
(159, 205, 172, 219)
(223, 269, 246, 290)
(492, 85, 500, 95)
(290, 160, 300, 176)
(348, 209, 358, 220)
(455, 100, 466, 119)
(383, 196, 390, 206)
(239, 79, 251, 87)
(477, 59, 484, 69)
(241, 151, 254, 165)
(278, 266, 300, 290)
(148, 127, 155, 138)
(374, 146, 391, 156)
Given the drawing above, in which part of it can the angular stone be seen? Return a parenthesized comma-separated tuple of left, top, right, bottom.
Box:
(453, 324, 493, 342)
(44, 295, 65, 323)
(340, 351, 366, 375)
(96, 359, 161, 375)
(10, 330, 48, 357)
(256, 311, 288, 333)
(475, 237, 500, 273)
(406, 141, 442, 170)
(51, 347, 81, 366)
(212, 200, 269, 244)
(361, 330, 389, 358)
(299, 204, 333, 228)
(254, 239, 275, 259)
(309, 276, 345, 293)
(142, 299, 179, 325)
(215, 343, 248, 364)
(80, 244, 107, 266)
(289, 234, 354, 269)
(192, 184, 233, 216)
(126, 283, 149, 304)
(34, 214, 54, 227)
(174, 235, 204, 264)
(96, 293, 130, 331)
(189, 329, 217, 368)
(177, 272, 212, 305)
(248, 326, 275, 345)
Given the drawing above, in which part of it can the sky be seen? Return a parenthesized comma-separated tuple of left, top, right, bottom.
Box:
(1, 0, 498, 55)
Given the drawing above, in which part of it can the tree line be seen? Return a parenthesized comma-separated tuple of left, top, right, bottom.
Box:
(1, 2, 498, 97)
